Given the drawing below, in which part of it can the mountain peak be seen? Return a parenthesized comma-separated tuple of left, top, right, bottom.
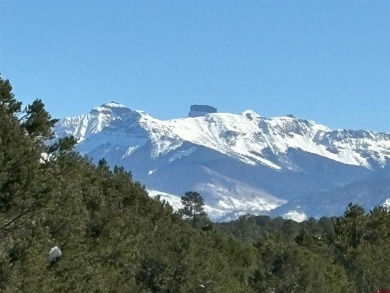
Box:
(90, 101, 132, 116)
(241, 110, 261, 121)
(101, 101, 127, 108)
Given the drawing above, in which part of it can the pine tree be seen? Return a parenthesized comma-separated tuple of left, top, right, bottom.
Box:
(179, 191, 210, 229)
(20, 99, 58, 138)
(0, 76, 22, 115)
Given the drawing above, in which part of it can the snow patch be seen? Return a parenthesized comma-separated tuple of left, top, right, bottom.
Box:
(49, 246, 62, 262)
(282, 210, 308, 222)
(148, 190, 242, 222)
(216, 195, 282, 212)
(147, 189, 283, 222)
(169, 147, 197, 162)
(382, 198, 390, 209)
(103, 101, 128, 108)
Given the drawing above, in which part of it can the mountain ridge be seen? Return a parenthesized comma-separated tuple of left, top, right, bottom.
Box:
(54, 102, 390, 221)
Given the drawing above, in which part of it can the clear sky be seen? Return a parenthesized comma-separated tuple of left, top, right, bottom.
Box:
(1, 0, 389, 132)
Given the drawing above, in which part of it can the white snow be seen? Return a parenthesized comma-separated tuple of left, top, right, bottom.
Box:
(148, 169, 156, 175)
(148, 190, 184, 210)
(77, 133, 147, 157)
(57, 102, 390, 169)
(165, 113, 283, 168)
(148, 190, 241, 222)
(103, 101, 127, 108)
(216, 195, 284, 212)
(55, 102, 390, 220)
(282, 210, 308, 222)
(48, 246, 62, 261)
(148, 190, 282, 222)
(382, 198, 390, 209)
(169, 147, 197, 162)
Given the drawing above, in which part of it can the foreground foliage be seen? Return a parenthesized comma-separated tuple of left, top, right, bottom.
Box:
(215, 204, 390, 292)
(1, 76, 389, 292)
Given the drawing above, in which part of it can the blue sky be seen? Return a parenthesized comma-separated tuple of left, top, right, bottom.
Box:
(1, 0, 389, 132)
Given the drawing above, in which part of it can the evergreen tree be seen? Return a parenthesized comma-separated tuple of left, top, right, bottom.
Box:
(20, 99, 58, 138)
(179, 191, 210, 229)
(179, 191, 205, 218)
(0, 76, 22, 115)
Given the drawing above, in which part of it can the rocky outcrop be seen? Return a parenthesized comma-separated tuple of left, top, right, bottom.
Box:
(188, 105, 217, 117)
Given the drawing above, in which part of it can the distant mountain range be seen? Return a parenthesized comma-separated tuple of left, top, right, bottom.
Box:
(54, 102, 390, 221)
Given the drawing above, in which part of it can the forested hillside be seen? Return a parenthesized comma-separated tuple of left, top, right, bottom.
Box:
(1, 76, 389, 292)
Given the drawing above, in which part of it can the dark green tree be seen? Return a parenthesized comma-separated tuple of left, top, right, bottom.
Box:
(0, 76, 61, 291)
(179, 191, 204, 217)
(0, 76, 22, 115)
(179, 191, 210, 229)
(21, 99, 58, 138)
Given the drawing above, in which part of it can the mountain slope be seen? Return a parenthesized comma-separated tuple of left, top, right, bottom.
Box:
(55, 102, 390, 220)
(271, 177, 390, 219)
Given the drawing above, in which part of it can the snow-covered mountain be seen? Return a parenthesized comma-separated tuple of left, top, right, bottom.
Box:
(54, 102, 390, 221)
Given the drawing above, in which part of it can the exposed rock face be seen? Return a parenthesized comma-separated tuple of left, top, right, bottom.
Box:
(188, 105, 217, 117)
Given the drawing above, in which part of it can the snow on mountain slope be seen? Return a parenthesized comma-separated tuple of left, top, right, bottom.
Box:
(56, 102, 390, 169)
(54, 102, 133, 142)
(271, 177, 390, 218)
(282, 210, 308, 222)
(147, 190, 234, 222)
(55, 102, 390, 221)
(383, 198, 390, 209)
